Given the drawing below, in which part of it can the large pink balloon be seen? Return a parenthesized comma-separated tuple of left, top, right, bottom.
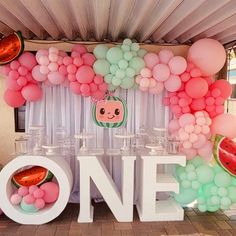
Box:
(211, 113, 236, 139)
(76, 65, 95, 84)
(185, 78, 208, 98)
(210, 80, 232, 99)
(159, 49, 174, 64)
(18, 52, 37, 71)
(153, 64, 170, 81)
(4, 90, 25, 107)
(6, 77, 22, 91)
(188, 38, 226, 76)
(21, 84, 42, 101)
(164, 75, 181, 92)
(48, 71, 65, 85)
(40, 182, 59, 203)
(144, 53, 159, 69)
(70, 81, 81, 94)
(168, 56, 187, 75)
(190, 98, 206, 111)
(32, 65, 47, 82)
(72, 44, 87, 55)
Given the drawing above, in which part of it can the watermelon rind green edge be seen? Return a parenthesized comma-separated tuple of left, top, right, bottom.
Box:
(92, 95, 128, 129)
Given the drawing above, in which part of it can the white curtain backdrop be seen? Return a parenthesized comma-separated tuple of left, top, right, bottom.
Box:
(25, 84, 170, 202)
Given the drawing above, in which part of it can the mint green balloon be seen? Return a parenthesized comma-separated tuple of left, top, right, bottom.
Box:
(93, 44, 108, 59)
(198, 204, 207, 212)
(191, 180, 200, 190)
(190, 156, 203, 167)
(120, 77, 134, 89)
(106, 47, 123, 64)
(207, 205, 220, 212)
(220, 204, 229, 210)
(116, 69, 125, 79)
(176, 166, 185, 176)
(118, 59, 128, 69)
(112, 77, 121, 86)
(179, 172, 187, 180)
(124, 52, 133, 61)
(213, 164, 223, 173)
(108, 84, 117, 91)
(210, 186, 218, 195)
(121, 44, 130, 52)
(123, 38, 132, 45)
(228, 186, 236, 202)
(211, 195, 220, 205)
(126, 67, 135, 77)
(231, 178, 236, 186)
(174, 187, 197, 206)
(181, 180, 191, 188)
(110, 64, 119, 75)
(187, 171, 197, 181)
(185, 164, 195, 172)
(131, 43, 140, 51)
(104, 74, 113, 83)
(197, 196, 206, 204)
(138, 48, 147, 57)
(196, 165, 214, 184)
(93, 59, 110, 76)
(200, 184, 214, 198)
(214, 171, 231, 187)
(20, 200, 38, 213)
(132, 51, 137, 57)
(129, 57, 145, 75)
(221, 196, 231, 206)
(218, 187, 228, 197)
(207, 198, 214, 206)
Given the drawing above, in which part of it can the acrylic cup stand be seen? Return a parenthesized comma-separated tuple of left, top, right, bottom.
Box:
(42, 145, 60, 156)
(74, 131, 94, 154)
(114, 133, 135, 154)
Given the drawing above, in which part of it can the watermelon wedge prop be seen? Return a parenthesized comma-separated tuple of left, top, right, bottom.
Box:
(0, 31, 24, 65)
(213, 134, 236, 177)
(12, 166, 53, 188)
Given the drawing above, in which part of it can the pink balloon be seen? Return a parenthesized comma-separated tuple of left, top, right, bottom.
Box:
(23, 194, 35, 204)
(70, 81, 81, 94)
(49, 47, 59, 55)
(72, 44, 87, 55)
(63, 56, 73, 66)
(180, 72, 190, 82)
(215, 105, 224, 114)
(18, 52, 37, 71)
(34, 198, 45, 209)
(170, 95, 179, 105)
(99, 82, 108, 92)
(168, 56, 187, 75)
(136, 75, 142, 84)
(140, 78, 150, 88)
(149, 82, 164, 94)
(168, 119, 180, 132)
(140, 86, 148, 92)
(141, 68, 152, 78)
(21, 84, 42, 102)
(179, 113, 195, 127)
(40, 182, 59, 203)
(94, 75, 103, 85)
(149, 78, 156, 88)
(71, 51, 80, 58)
(33, 189, 45, 199)
(6, 77, 22, 91)
(32, 65, 47, 82)
(73, 57, 83, 67)
(178, 98, 188, 107)
(48, 53, 59, 63)
(18, 186, 29, 197)
(48, 62, 58, 72)
(68, 74, 77, 82)
(182, 106, 191, 113)
(0, 65, 11, 76)
(80, 84, 90, 93)
(203, 76, 215, 86)
(163, 97, 170, 106)
(205, 97, 215, 106)
(190, 98, 206, 111)
(186, 63, 195, 72)
(164, 75, 181, 92)
(183, 148, 197, 160)
(36, 49, 48, 64)
(171, 104, 181, 114)
(9, 70, 19, 80)
(179, 131, 189, 141)
(48, 71, 65, 84)
(144, 53, 159, 69)
(184, 124, 195, 133)
(189, 133, 198, 143)
(67, 64, 77, 74)
(76, 65, 95, 84)
(29, 185, 38, 194)
(153, 64, 170, 81)
(39, 56, 49, 66)
(82, 53, 96, 66)
(211, 88, 221, 98)
(215, 96, 224, 105)
(17, 77, 27, 86)
(197, 141, 213, 162)
(188, 38, 226, 76)
(10, 61, 20, 70)
(190, 68, 202, 77)
(92, 90, 105, 100)
(10, 194, 22, 205)
(210, 80, 232, 99)
(58, 65, 68, 76)
(90, 83, 98, 92)
(18, 66, 28, 76)
(185, 78, 208, 98)
(159, 49, 174, 64)
(40, 65, 49, 75)
(183, 141, 192, 149)
(192, 134, 206, 149)
(206, 105, 215, 112)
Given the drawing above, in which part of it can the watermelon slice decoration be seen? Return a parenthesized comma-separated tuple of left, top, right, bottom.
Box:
(213, 134, 236, 177)
(0, 31, 24, 65)
(92, 95, 128, 128)
(12, 166, 53, 188)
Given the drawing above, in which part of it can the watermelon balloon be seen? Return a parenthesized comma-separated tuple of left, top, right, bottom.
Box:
(12, 166, 53, 188)
(213, 134, 236, 177)
(92, 95, 128, 128)
(0, 31, 24, 65)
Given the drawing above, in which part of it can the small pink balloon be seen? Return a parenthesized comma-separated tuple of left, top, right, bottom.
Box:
(9, 70, 19, 80)
(183, 141, 192, 149)
(203, 76, 215, 86)
(172, 104, 181, 114)
(90, 83, 98, 92)
(149, 82, 164, 94)
(163, 97, 170, 106)
(18, 66, 28, 76)
(189, 133, 198, 143)
(136, 75, 142, 84)
(201, 125, 210, 134)
(6, 77, 22, 91)
(39, 56, 50, 66)
(197, 141, 213, 162)
(67, 64, 77, 74)
(48, 62, 58, 72)
(99, 82, 108, 92)
(59, 65, 68, 76)
(33, 189, 45, 199)
(82, 90, 91, 97)
(168, 119, 180, 132)
(10, 194, 22, 205)
(92, 90, 106, 100)
(23, 194, 35, 204)
(205, 97, 215, 106)
(194, 125, 202, 134)
(180, 72, 190, 82)
(149, 78, 156, 88)
(10, 61, 20, 70)
(59, 50, 67, 57)
(140, 86, 148, 92)
(190, 98, 206, 111)
(39, 65, 49, 75)
(72, 44, 87, 55)
(164, 75, 181, 92)
(144, 53, 159, 69)
(36, 49, 48, 63)
(49, 47, 59, 55)
(0, 65, 11, 76)
(34, 198, 45, 209)
(179, 113, 195, 127)
(153, 64, 170, 81)
(94, 75, 103, 85)
(48, 71, 65, 84)
(196, 117, 206, 126)
(190, 68, 202, 77)
(48, 53, 59, 62)
(32, 65, 47, 82)
(140, 68, 152, 78)
(57, 56, 63, 65)
(68, 74, 77, 82)
(185, 77, 208, 99)
(178, 91, 189, 98)
(159, 49, 174, 64)
(63, 56, 73, 66)
(73, 57, 83, 67)
(18, 52, 37, 70)
(21, 84, 42, 101)
(186, 62, 195, 72)
(179, 131, 189, 141)
(215, 105, 224, 114)
(29, 185, 38, 194)
(80, 84, 90, 93)
(18, 186, 29, 196)
(183, 148, 197, 160)
(170, 95, 179, 105)
(17, 77, 27, 86)
(206, 105, 215, 112)
(184, 124, 195, 133)
(211, 88, 221, 98)
(71, 51, 80, 58)
(82, 53, 96, 66)
(76, 65, 95, 84)
(215, 96, 224, 105)
(4, 90, 25, 107)
(178, 98, 188, 107)
(70, 81, 81, 94)
(140, 78, 150, 88)
(168, 56, 187, 75)
(192, 134, 206, 149)
(181, 106, 191, 113)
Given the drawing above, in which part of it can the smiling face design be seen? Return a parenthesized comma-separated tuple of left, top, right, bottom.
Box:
(96, 100, 124, 123)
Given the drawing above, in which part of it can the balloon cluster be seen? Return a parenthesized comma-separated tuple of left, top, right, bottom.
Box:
(169, 112, 212, 160)
(93, 39, 146, 90)
(68, 45, 108, 100)
(10, 182, 59, 212)
(1, 52, 42, 107)
(136, 50, 187, 94)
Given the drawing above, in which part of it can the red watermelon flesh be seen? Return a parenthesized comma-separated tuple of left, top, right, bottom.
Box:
(214, 135, 236, 176)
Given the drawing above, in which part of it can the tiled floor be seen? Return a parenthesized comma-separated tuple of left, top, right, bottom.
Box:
(0, 202, 236, 236)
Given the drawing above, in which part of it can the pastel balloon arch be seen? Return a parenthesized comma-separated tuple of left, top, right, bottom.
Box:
(1, 38, 236, 213)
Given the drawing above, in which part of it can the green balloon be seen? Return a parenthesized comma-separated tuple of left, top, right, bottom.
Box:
(104, 74, 113, 83)
(210, 185, 218, 195)
(191, 180, 200, 190)
(138, 48, 147, 57)
(185, 164, 195, 172)
(220, 204, 229, 210)
(93, 59, 110, 76)
(120, 77, 134, 89)
(110, 64, 119, 75)
(129, 57, 145, 75)
(126, 67, 135, 77)
(112, 77, 122, 86)
(211, 195, 220, 205)
(198, 204, 207, 212)
(106, 47, 123, 64)
(124, 52, 133, 61)
(131, 43, 140, 52)
(213, 164, 223, 173)
(174, 187, 197, 206)
(207, 198, 214, 206)
(200, 184, 214, 198)
(123, 38, 132, 45)
(93, 44, 108, 59)
(116, 69, 125, 79)
(118, 59, 128, 69)
(181, 180, 191, 189)
(108, 84, 117, 91)
(187, 171, 197, 181)
(20, 200, 38, 213)
(196, 165, 214, 184)
(132, 51, 137, 57)
(218, 187, 228, 197)
(228, 186, 236, 202)
(214, 171, 232, 187)
(121, 44, 130, 52)
(179, 172, 187, 180)
(190, 156, 203, 167)
(197, 196, 206, 204)
(207, 205, 220, 212)
(221, 196, 231, 206)
(231, 178, 236, 186)
(176, 166, 185, 177)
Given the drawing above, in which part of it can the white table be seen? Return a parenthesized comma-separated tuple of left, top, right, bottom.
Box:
(114, 133, 135, 151)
